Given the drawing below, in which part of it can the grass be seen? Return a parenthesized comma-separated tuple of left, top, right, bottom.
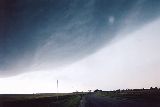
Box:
(63, 95, 81, 107)
(0, 93, 82, 107)
(0, 93, 73, 102)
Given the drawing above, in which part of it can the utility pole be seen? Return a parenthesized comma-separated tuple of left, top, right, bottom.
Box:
(57, 80, 58, 101)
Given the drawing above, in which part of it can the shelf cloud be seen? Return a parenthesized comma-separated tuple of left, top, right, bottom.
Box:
(0, 0, 160, 76)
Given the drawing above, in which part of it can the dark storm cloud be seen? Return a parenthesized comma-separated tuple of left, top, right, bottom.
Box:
(0, 0, 160, 76)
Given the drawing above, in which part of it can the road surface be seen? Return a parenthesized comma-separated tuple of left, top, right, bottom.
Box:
(80, 94, 160, 107)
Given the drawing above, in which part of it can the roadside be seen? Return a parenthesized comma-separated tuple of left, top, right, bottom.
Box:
(79, 95, 86, 107)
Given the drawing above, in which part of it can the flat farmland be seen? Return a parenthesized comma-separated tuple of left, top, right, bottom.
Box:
(0, 93, 83, 107)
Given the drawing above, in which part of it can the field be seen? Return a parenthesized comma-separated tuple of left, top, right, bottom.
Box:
(0, 93, 83, 107)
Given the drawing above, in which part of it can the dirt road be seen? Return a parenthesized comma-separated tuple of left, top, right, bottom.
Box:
(82, 94, 160, 107)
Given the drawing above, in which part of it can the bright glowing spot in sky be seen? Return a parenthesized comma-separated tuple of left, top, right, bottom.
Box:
(108, 16, 115, 24)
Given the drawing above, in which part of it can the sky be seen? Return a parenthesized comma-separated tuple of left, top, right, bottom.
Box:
(0, 0, 160, 93)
